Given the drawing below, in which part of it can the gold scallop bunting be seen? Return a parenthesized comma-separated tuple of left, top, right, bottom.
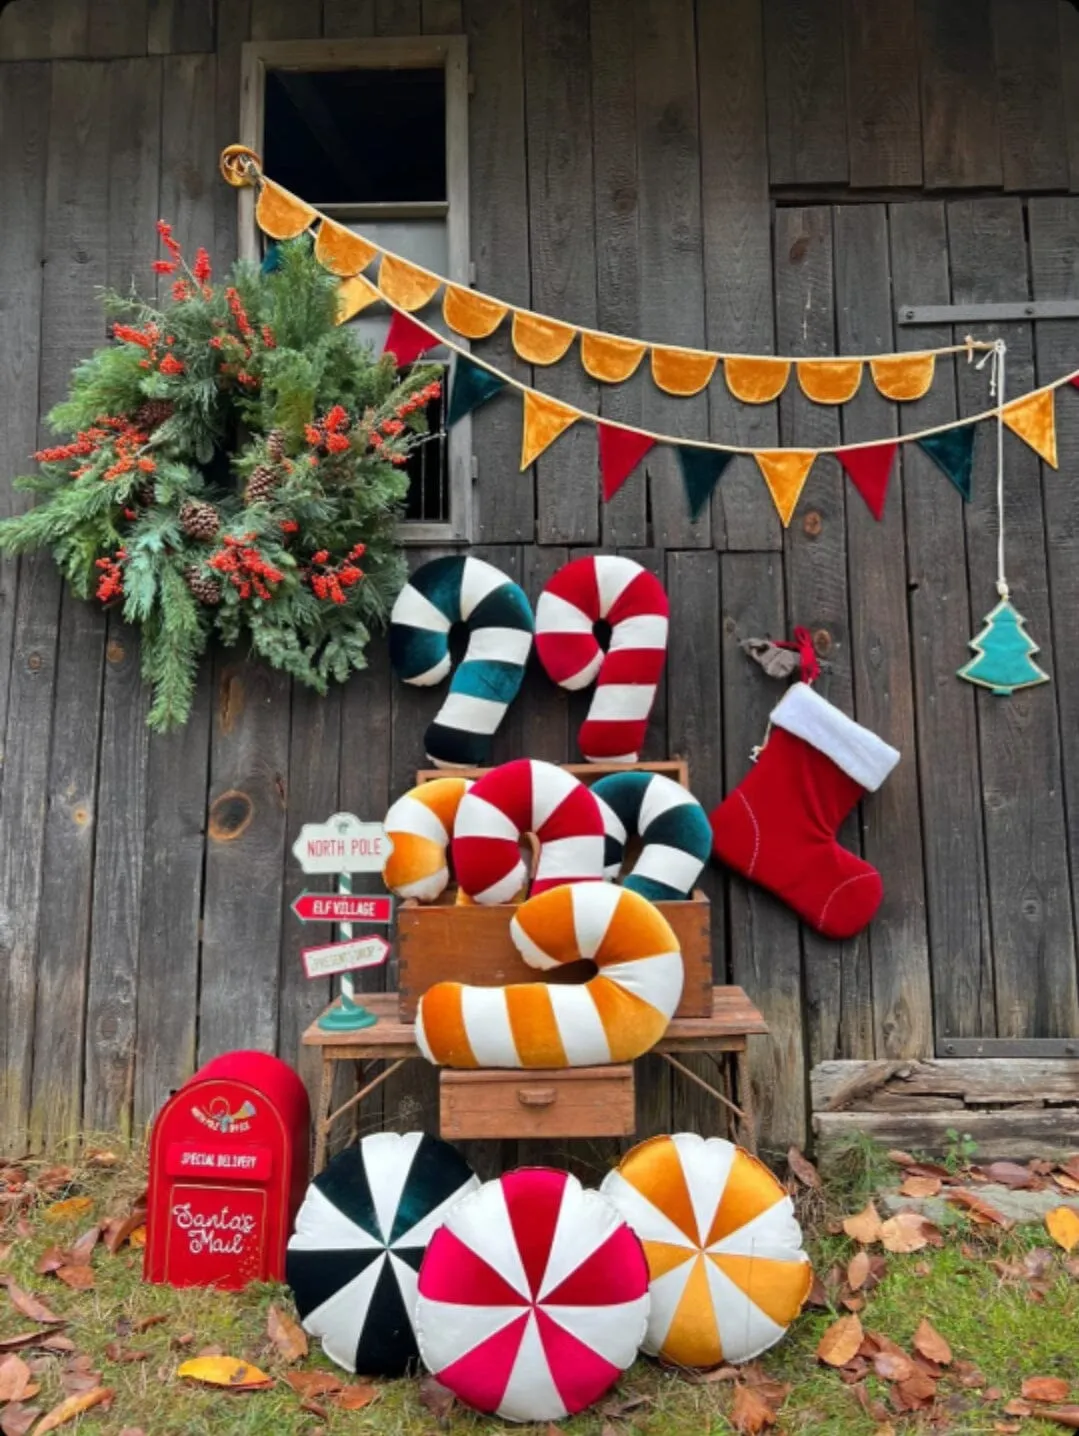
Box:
(870, 353, 935, 401)
(724, 356, 791, 404)
(314, 220, 379, 277)
(797, 359, 863, 405)
(650, 346, 718, 396)
(442, 285, 508, 339)
(255, 179, 317, 241)
(512, 312, 577, 365)
(580, 332, 647, 383)
(335, 274, 381, 325)
(378, 254, 441, 312)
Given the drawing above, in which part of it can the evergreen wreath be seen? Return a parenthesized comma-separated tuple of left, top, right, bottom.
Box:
(0, 223, 442, 730)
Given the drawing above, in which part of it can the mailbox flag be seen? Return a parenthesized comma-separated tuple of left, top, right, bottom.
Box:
(287, 1132, 479, 1376)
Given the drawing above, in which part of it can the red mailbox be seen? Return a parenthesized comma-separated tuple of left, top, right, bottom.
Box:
(145, 1051, 310, 1291)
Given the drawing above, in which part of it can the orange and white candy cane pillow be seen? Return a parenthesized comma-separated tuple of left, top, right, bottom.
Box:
(600, 1134, 812, 1368)
(382, 777, 473, 902)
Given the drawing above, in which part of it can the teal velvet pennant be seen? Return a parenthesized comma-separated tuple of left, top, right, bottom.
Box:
(448, 357, 507, 426)
(676, 446, 734, 520)
(916, 425, 976, 501)
(957, 596, 1050, 695)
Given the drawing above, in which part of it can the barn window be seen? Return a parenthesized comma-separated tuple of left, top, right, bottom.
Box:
(239, 38, 473, 543)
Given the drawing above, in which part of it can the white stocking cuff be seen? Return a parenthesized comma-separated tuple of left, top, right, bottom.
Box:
(770, 683, 900, 791)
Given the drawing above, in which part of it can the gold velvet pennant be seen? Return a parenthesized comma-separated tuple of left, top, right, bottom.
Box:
(870, 353, 935, 401)
(512, 312, 576, 365)
(1002, 389, 1058, 468)
(755, 449, 816, 526)
(724, 356, 791, 404)
(580, 332, 647, 383)
(650, 346, 718, 397)
(255, 178, 317, 241)
(520, 390, 578, 468)
(797, 359, 863, 405)
(313, 219, 378, 277)
(377, 253, 441, 312)
(335, 274, 381, 325)
(442, 284, 508, 339)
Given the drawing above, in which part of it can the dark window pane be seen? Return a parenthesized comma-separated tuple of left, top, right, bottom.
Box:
(402, 365, 450, 523)
(264, 68, 446, 204)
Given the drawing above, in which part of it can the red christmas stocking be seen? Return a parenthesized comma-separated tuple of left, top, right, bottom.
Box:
(710, 683, 900, 939)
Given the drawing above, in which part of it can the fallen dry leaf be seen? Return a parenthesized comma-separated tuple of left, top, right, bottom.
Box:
(64, 1227, 100, 1267)
(681, 1364, 741, 1385)
(600, 1394, 653, 1419)
(267, 1303, 308, 1363)
(54, 1266, 94, 1292)
(1003, 1398, 1034, 1417)
(954, 1360, 986, 1389)
(1023, 1376, 1071, 1403)
(39, 1337, 73, 1355)
(881, 1212, 929, 1254)
(300, 1398, 328, 1419)
(130, 1315, 166, 1334)
(1047, 1207, 1079, 1253)
(177, 1356, 272, 1390)
(335, 1383, 379, 1411)
(42, 1198, 93, 1225)
(5, 1284, 61, 1325)
(731, 1383, 777, 1433)
(61, 1371, 103, 1397)
(894, 1370, 938, 1407)
(983, 1161, 1038, 1190)
(1041, 1408, 1079, 1429)
(0, 1244, 12, 1267)
(0, 1405, 41, 1436)
(102, 1209, 146, 1256)
(899, 1175, 942, 1199)
(118, 1430, 148, 1436)
(0, 1334, 48, 1354)
(873, 1351, 914, 1383)
(34, 1387, 113, 1434)
(104, 1343, 149, 1364)
(817, 1314, 864, 1368)
(418, 1374, 455, 1422)
(805, 1273, 830, 1307)
(843, 1203, 883, 1245)
(947, 1190, 1013, 1229)
(787, 1147, 821, 1190)
(284, 1370, 343, 1398)
(85, 1151, 119, 1170)
(841, 1294, 865, 1312)
(127, 1225, 146, 1249)
(1055, 1173, 1079, 1194)
(912, 1317, 952, 1366)
(0, 1354, 33, 1402)
(847, 1250, 871, 1291)
(994, 1423, 1022, 1434)
(888, 1151, 917, 1167)
(35, 1248, 66, 1276)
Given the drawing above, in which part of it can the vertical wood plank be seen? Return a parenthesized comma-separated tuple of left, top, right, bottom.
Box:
(774, 205, 872, 1069)
(918, 0, 1002, 190)
(251, 0, 321, 39)
(633, 0, 709, 549)
(888, 201, 995, 1042)
(86, 0, 150, 56)
(1029, 197, 1079, 995)
(948, 197, 1079, 1039)
(833, 203, 932, 1060)
(148, 0, 215, 51)
(524, 0, 599, 546)
(592, 0, 645, 549)
(991, 0, 1068, 192)
(1060, 1, 1079, 194)
(214, 2, 252, 270)
(0, 1, 81, 59)
(720, 552, 807, 1152)
(199, 661, 292, 1059)
(376, 0, 421, 35)
(764, 0, 849, 186)
(697, 0, 780, 553)
(162, 56, 219, 260)
(323, 0, 376, 36)
(422, 0, 461, 32)
(466, 0, 534, 543)
(843, 0, 922, 188)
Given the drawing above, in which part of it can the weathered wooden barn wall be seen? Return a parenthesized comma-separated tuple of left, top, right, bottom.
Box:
(2, 0, 1079, 1161)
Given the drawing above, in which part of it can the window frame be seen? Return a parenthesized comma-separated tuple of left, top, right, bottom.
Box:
(239, 36, 473, 545)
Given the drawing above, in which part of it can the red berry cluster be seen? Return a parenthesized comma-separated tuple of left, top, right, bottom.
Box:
(304, 404, 352, 456)
(153, 220, 213, 299)
(36, 414, 155, 484)
(307, 543, 366, 604)
(368, 380, 441, 466)
(396, 379, 442, 419)
(208, 532, 284, 601)
(206, 286, 268, 390)
(94, 548, 126, 602)
(110, 318, 185, 378)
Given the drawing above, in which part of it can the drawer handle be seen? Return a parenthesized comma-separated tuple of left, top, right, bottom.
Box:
(517, 1086, 556, 1108)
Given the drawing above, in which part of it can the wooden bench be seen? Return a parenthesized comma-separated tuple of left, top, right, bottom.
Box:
(302, 987, 769, 1172)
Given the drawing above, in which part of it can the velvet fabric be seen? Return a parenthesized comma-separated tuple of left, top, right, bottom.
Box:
(957, 598, 1050, 695)
(447, 358, 507, 426)
(869, 353, 935, 401)
(916, 426, 975, 501)
(797, 359, 863, 404)
(676, 447, 733, 520)
(336, 275, 381, 325)
(382, 311, 441, 368)
(378, 254, 441, 312)
(313, 219, 378, 277)
(591, 771, 711, 901)
(838, 441, 898, 522)
(597, 423, 655, 501)
(382, 777, 474, 902)
(442, 284, 508, 339)
(723, 356, 790, 404)
(255, 178, 317, 240)
(580, 332, 647, 383)
(754, 450, 816, 527)
(600, 1135, 811, 1368)
(520, 391, 579, 469)
(650, 346, 717, 396)
(512, 312, 576, 365)
(1002, 389, 1058, 467)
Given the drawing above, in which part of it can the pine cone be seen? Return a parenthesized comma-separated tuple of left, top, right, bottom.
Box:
(135, 479, 156, 507)
(134, 398, 174, 433)
(266, 428, 287, 462)
(244, 464, 279, 505)
(179, 499, 220, 540)
(184, 566, 222, 606)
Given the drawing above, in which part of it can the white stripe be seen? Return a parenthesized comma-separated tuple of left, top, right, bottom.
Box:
(535, 1178, 615, 1299)
(392, 582, 452, 634)
(599, 1168, 700, 1253)
(536, 835, 606, 885)
(609, 611, 669, 650)
(363, 1131, 422, 1245)
(594, 792, 627, 847)
(634, 843, 705, 894)
(509, 913, 559, 970)
(542, 1298, 649, 1370)
(595, 555, 645, 613)
(392, 1173, 481, 1248)
(707, 1257, 787, 1363)
(303, 1254, 386, 1369)
(404, 654, 453, 688)
(394, 867, 449, 902)
(546, 984, 611, 1064)
(570, 881, 621, 959)
(460, 987, 521, 1065)
(641, 1258, 697, 1356)
(387, 1252, 420, 1338)
(434, 691, 507, 736)
(454, 793, 519, 840)
(415, 1298, 525, 1373)
(535, 589, 594, 634)
(459, 555, 512, 617)
(438, 1179, 531, 1298)
(770, 681, 900, 792)
(600, 951, 684, 1019)
(673, 1134, 735, 1248)
(414, 1000, 433, 1061)
(582, 748, 638, 764)
(588, 683, 657, 721)
(638, 773, 694, 830)
(708, 1197, 804, 1257)
(290, 1184, 383, 1252)
(530, 760, 585, 830)
(473, 864, 527, 905)
(499, 1311, 564, 1422)
(462, 626, 533, 666)
(384, 791, 451, 846)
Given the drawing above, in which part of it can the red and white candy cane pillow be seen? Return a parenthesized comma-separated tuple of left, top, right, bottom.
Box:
(535, 555, 669, 763)
(452, 758, 606, 904)
(415, 1168, 650, 1422)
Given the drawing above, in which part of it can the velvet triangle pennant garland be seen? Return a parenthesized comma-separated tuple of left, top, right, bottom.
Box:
(520, 390, 579, 469)
(838, 441, 898, 521)
(447, 357, 507, 426)
(754, 450, 816, 527)
(383, 311, 442, 368)
(916, 425, 976, 501)
(597, 423, 655, 501)
(1001, 389, 1058, 468)
(676, 447, 734, 520)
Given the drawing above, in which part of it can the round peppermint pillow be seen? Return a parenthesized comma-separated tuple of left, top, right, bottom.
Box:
(286, 1133, 479, 1375)
(415, 1168, 649, 1421)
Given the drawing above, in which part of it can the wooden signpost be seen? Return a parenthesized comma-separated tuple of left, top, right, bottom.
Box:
(291, 813, 394, 1032)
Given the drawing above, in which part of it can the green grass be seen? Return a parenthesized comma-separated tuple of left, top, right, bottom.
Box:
(1, 1146, 1077, 1435)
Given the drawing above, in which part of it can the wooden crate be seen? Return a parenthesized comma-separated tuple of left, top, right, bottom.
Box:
(396, 889, 712, 1020)
(440, 1065, 636, 1140)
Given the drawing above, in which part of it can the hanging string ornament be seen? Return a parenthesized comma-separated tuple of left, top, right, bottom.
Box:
(958, 341, 1050, 696)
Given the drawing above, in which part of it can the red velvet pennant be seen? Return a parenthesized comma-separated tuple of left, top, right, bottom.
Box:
(383, 310, 441, 368)
(838, 441, 898, 521)
(597, 423, 655, 502)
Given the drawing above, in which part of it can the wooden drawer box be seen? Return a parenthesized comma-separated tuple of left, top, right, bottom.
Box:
(397, 890, 712, 1021)
(440, 1065, 636, 1140)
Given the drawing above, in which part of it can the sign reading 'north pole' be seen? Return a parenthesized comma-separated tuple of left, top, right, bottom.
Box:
(301, 934, 391, 980)
(291, 813, 393, 874)
(291, 893, 394, 924)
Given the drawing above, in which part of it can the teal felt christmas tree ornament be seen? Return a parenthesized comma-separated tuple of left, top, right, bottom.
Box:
(957, 594, 1049, 695)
